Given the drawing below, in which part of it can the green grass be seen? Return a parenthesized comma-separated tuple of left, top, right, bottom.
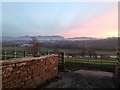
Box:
(58, 57, 116, 72)
(40, 47, 53, 52)
(65, 57, 116, 65)
(3, 47, 29, 51)
(2, 47, 72, 58)
(61, 57, 116, 72)
(96, 50, 116, 55)
(3, 46, 116, 54)
(2, 47, 71, 53)
(32, 47, 72, 54)
(2, 47, 117, 72)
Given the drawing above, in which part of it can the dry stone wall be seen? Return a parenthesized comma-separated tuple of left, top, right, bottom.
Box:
(2, 55, 58, 88)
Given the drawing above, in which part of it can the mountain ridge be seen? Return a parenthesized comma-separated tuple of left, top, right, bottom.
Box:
(2, 35, 118, 41)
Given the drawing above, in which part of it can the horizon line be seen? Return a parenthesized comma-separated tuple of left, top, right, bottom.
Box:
(1, 35, 119, 39)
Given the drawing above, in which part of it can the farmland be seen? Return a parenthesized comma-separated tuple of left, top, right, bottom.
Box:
(1, 39, 119, 88)
(2, 45, 117, 59)
(2, 46, 116, 55)
(2, 39, 117, 72)
(64, 57, 116, 72)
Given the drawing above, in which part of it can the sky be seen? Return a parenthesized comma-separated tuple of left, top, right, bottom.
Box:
(2, 2, 118, 38)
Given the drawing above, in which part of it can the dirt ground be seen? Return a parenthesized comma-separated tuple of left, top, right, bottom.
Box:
(45, 70, 115, 89)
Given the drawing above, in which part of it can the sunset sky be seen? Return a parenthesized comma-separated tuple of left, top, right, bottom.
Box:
(2, 2, 118, 38)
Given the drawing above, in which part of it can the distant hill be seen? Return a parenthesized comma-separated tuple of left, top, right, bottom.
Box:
(2, 36, 17, 41)
(2, 35, 118, 42)
(67, 37, 98, 41)
(2, 36, 118, 51)
(2, 35, 65, 41)
(37, 35, 64, 40)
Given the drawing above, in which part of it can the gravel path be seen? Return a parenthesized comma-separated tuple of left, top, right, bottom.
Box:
(45, 70, 115, 89)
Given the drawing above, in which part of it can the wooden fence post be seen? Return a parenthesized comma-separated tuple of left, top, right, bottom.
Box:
(61, 52, 65, 72)
(47, 51, 49, 55)
(75, 56, 77, 70)
(3, 49, 6, 60)
(63, 52, 66, 64)
(101, 59, 103, 70)
(24, 50, 26, 57)
(13, 50, 16, 58)
(37, 51, 40, 56)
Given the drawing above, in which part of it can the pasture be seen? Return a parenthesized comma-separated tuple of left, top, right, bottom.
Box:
(2, 46, 117, 72)
(63, 57, 116, 72)
(2, 46, 116, 55)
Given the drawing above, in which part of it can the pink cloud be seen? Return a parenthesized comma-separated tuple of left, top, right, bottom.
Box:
(62, 5, 118, 38)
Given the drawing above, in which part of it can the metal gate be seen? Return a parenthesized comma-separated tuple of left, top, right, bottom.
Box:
(58, 52, 116, 72)
(58, 52, 65, 72)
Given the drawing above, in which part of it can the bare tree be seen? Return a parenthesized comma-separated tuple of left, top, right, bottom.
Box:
(54, 48, 59, 54)
(80, 46, 87, 58)
(30, 37, 40, 57)
(87, 49, 97, 59)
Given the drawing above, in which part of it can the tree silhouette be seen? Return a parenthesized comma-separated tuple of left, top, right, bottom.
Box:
(30, 37, 40, 57)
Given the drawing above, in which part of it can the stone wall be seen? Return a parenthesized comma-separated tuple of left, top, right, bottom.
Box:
(2, 55, 58, 88)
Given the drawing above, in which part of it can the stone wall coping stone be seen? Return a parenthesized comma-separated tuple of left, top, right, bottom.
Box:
(1, 55, 58, 66)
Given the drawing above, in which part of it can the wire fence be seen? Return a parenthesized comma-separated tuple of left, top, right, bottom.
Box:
(1, 49, 117, 72)
(2, 49, 57, 60)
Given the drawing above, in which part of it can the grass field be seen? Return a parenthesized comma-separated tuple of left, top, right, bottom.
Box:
(61, 57, 116, 72)
(2, 46, 117, 72)
(2, 47, 71, 53)
(65, 57, 116, 65)
(2, 46, 116, 54)
(2, 46, 116, 60)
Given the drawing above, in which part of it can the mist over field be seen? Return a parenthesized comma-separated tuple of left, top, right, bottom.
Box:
(2, 35, 118, 56)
